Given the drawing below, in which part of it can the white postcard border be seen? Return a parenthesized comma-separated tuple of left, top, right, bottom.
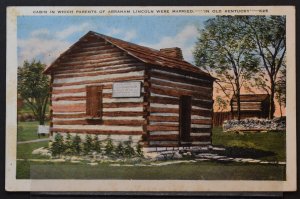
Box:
(6, 6, 296, 192)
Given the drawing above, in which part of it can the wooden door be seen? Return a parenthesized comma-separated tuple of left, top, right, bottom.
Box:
(179, 95, 191, 143)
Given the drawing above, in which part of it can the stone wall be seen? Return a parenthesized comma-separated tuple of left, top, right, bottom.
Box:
(223, 117, 286, 132)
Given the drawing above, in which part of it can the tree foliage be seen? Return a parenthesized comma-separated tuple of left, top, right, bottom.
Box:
(17, 60, 50, 124)
(193, 16, 259, 120)
(214, 96, 228, 112)
(242, 16, 286, 119)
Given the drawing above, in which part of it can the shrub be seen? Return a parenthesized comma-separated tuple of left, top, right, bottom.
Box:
(135, 143, 144, 157)
(64, 133, 73, 155)
(92, 135, 102, 153)
(50, 133, 65, 157)
(115, 142, 125, 157)
(72, 134, 82, 155)
(105, 135, 114, 155)
(83, 134, 93, 155)
(124, 136, 135, 158)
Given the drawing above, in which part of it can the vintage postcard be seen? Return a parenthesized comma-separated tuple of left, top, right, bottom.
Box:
(6, 6, 296, 191)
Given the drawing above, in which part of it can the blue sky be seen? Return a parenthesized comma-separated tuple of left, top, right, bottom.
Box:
(17, 16, 213, 65)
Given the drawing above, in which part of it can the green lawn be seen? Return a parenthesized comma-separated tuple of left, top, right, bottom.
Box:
(212, 127, 286, 162)
(17, 121, 49, 142)
(16, 122, 286, 180)
(17, 141, 49, 159)
(17, 160, 285, 180)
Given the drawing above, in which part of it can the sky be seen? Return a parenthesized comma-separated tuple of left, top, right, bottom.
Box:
(17, 16, 212, 66)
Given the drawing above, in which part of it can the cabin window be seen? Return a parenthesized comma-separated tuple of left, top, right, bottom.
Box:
(86, 85, 102, 118)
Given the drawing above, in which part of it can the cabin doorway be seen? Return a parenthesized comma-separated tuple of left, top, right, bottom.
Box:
(179, 95, 191, 143)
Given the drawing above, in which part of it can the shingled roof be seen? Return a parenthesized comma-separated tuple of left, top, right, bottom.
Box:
(231, 94, 270, 102)
(44, 31, 214, 80)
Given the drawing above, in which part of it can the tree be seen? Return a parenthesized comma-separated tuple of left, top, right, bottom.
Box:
(214, 96, 228, 112)
(242, 16, 286, 119)
(275, 66, 286, 118)
(193, 16, 259, 120)
(17, 60, 50, 125)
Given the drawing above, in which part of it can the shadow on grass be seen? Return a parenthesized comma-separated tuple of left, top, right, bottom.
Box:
(215, 146, 276, 160)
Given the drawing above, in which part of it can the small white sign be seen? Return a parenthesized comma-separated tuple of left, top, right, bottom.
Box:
(37, 125, 50, 135)
(112, 81, 141, 98)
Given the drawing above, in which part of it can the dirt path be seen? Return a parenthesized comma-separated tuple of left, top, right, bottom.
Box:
(17, 138, 50, 144)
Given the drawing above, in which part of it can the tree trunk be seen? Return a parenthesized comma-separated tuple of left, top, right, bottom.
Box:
(269, 80, 275, 119)
(38, 106, 45, 125)
(237, 91, 241, 121)
(278, 93, 283, 119)
(39, 118, 45, 125)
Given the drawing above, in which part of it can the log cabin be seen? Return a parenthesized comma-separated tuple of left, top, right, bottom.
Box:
(230, 94, 271, 119)
(44, 31, 215, 149)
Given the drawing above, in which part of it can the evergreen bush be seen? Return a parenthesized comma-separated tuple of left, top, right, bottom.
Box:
(72, 134, 82, 155)
(92, 135, 102, 153)
(50, 133, 65, 157)
(115, 142, 125, 157)
(64, 133, 73, 155)
(83, 134, 93, 155)
(105, 135, 114, 155)
(135, 142, 144, 157)
(124, 136, 135, 158)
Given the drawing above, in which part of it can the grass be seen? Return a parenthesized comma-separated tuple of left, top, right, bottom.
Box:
(16, 122, 286, 180)
(17, 141, 49, 159)
(17, 121, 49, 142)
(17, 161, 285, 180)
(212, 127, 286, 162)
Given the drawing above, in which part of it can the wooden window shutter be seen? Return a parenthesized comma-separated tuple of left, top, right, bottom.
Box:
(86, 86, 102, 118)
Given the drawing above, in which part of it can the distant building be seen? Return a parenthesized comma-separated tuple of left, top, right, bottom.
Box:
(44, 31, 215, 148)
(230, 94, 270, 119)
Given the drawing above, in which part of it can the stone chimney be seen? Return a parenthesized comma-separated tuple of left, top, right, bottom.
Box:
(159, 47, 183, 60)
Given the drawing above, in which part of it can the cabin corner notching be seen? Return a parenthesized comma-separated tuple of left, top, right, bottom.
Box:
(44, 31, 215, 148)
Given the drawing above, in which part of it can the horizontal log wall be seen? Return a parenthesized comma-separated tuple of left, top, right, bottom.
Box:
(51, 37, 145, 140)
(231, 102, 262, 111)
(147, 68, 213, 147)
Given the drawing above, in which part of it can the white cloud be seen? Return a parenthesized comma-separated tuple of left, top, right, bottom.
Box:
(123, 30, 137, 41)
(139, 25, 199, 62)
(18, 37, 70, 65)
(104, 28, 137, 41)
(55, 22, 91, 39)
(18, 22, 94, 65)
(109, 28, 121, 35)
(30, 28, 50, 37)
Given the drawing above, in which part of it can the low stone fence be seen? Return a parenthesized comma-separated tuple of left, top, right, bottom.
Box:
(223, 117, 286, 132)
